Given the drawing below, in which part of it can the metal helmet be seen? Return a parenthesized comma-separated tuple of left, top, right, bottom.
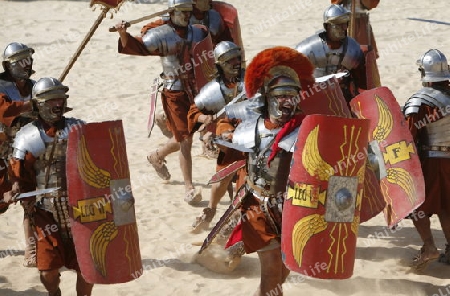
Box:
(193, 0, 211, 12)
(168, 0, 193, 27)
(3, 42, 35, 79)
(214, 41, 242, 78)
(417, 49, 450, 83)
(168, 0, 193, 10)
(214, 41, 241, 63)
(32, 77, 69, 123)
(323, 4, 350, 25)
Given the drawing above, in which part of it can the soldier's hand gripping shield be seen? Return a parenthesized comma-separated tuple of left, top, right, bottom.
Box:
(67, 120, 142, 284)
(350, 87, 425, 228)
(282, 115, 369, 279)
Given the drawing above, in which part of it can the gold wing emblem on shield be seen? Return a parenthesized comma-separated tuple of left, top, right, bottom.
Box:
(372, 95, 415, 204)
(372, 95, 393, 141)
(77, 136, 111, 189)
(302, 125, 334, 180)
(90, 221, 119, 277)
(292, 214, 327, 266)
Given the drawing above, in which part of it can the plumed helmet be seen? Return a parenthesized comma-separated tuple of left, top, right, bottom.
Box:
(244, 46, 315, 99)
(323, 4, 350, 25)
(168, 0, 193, 11)
(3, 42, 34, 63)
(214, 41, 241, 64)
(417, 49, 450, 83)
(32, 77, 69, 103)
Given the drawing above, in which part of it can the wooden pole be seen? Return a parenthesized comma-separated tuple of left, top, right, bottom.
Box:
(59, 6, 109, 82)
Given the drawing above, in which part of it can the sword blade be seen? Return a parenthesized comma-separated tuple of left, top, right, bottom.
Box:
(15, 187, 61, 200)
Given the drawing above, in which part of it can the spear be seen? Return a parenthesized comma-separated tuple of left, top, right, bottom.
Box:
(348, 0, 356, 39)
(59, 0, 126, 82)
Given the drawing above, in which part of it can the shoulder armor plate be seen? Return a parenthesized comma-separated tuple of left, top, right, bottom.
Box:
(194, 80, 224, 113)
(142, 24, 182, 55)
(295, 34, 327, 70)
(232, 115, 259, 149)
(404, 87, 450, 116)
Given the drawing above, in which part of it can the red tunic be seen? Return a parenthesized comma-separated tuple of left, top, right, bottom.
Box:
(406, 104, 450, 214)
(0, 93, 29, 197)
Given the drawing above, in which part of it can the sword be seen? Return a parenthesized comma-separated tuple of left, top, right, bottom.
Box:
(208, 159, 246, 184)
(13, 187, 61, 201)
(213, 138, 253, 153)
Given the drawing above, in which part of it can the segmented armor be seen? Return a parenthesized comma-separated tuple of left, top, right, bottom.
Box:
(404, 87, 450, 158)
(142, 24, 207, 91)
(232, 115, 296, 234)
(295, 33, 363, 77)
(13, 117, 84, 239)
(194, 75, 245, 113)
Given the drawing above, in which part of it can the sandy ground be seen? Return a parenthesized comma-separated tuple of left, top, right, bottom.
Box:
(1, 0, 450, 295)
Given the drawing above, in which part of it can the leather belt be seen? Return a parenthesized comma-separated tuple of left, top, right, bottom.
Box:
(422, 145, 450, 152)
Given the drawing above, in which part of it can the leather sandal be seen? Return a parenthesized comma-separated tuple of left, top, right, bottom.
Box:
(147, 150, 171, 181)
(412, 245, 439, 271)
(191, 207, 216, 234)
(184, 188, 202, 205)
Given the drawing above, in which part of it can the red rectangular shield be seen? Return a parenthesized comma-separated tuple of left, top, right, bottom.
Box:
(350, 87, 425, 227)
(282, 115, 370, 279)
(67, 120, 142, 284)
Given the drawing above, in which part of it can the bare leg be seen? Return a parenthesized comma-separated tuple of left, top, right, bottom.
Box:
(76, 272, 94, 296)
(209, 174, 234, 209)
(180, 135, 194, 191)
(40, 269, 61, 296)
(191, 174, 234, 233)
(412, 214, 439, 267)
(255, 246, 287, 296)
(156, 137, 180, 159)
(438, 210, 450, 243)
(437, 210, 450, 263)
(180, 135, 201, 204)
